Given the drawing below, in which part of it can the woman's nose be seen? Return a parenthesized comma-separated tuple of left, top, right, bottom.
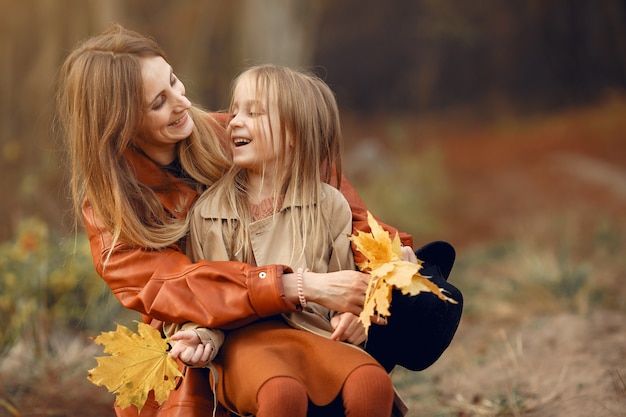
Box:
(174, 94, 191, 111)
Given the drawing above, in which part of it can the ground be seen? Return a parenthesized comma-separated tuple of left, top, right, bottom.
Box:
(1, 98, 625, 416)
(383, 98, 626, 416)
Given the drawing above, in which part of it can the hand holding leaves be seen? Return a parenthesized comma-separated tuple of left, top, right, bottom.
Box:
(350, 212, 457, 334)
(88, 322, 182, 412)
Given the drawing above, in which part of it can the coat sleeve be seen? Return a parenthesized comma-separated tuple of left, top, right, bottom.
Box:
(327, 172, 414, 264)
(82, 199, 297, 330)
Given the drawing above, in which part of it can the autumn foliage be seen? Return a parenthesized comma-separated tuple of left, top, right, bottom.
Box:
(88, 323, 182, 412)
(350, 212, 457, 333)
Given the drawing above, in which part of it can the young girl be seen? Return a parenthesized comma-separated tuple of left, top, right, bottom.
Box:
(166, 65, 396, 417)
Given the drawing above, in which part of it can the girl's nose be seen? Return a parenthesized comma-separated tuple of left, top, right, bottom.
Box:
(229, 113, 242, 127)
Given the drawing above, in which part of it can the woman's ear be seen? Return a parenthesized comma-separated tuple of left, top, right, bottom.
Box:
(287, 131, 295, 149)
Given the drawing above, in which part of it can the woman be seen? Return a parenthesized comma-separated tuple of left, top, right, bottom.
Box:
(56, 24, 462, 417)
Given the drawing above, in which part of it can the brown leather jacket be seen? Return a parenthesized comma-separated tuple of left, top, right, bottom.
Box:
(84, 115, 412, 416)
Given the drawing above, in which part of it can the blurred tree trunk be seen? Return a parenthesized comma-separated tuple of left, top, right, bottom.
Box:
(90, 0, 124, 31)
(0, 0, 124, 239)
(235, 0, 321, 67)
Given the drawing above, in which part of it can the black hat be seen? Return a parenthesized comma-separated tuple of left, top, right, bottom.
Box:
(365, 241, 463, 372)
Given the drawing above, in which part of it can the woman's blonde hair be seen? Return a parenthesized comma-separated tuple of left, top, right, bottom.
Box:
(56, 24, 230, 249)
(210, 65, 343, 265)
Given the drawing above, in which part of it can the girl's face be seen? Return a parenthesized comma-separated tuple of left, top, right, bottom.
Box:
(135, 56, 194, 165)
(227, 74, 292, 174)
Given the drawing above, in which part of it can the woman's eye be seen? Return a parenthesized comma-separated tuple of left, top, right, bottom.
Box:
(152, 96, 165, 110)
(171, 75, 178, 87)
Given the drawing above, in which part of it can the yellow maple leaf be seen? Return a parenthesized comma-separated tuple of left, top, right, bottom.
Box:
(88, 322, 182, 412)
(350, 211, 457, 334)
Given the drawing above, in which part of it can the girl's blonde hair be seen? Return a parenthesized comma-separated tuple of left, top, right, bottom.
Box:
(210, 65, 343, 265)
(56, 24, 230, 249)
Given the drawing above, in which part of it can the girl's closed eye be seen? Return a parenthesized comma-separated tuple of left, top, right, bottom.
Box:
(248, 100, 265, 117)
(248, 106, 265, 117)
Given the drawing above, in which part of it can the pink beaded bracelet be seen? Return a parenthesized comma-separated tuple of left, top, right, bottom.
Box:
(296, 268, 307, 308)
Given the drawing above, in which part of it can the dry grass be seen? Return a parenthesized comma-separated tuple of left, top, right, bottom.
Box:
(392, 214, 626, 416)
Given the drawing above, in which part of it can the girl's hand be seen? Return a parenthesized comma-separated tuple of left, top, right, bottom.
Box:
(330, 312, 366, 345)
(169, 330, 213, 367)
(401, 245, 418, 263)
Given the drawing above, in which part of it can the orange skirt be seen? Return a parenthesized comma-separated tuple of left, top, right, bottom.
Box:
(213, 318, 381, 415)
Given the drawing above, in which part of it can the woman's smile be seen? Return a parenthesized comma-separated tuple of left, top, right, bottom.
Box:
(169, 112, 188, 127)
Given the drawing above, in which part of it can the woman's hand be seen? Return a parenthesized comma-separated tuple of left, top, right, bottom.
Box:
(330, 312, 366, 345)
(169, 330, 213, 367)
(299, 270, 370, 315)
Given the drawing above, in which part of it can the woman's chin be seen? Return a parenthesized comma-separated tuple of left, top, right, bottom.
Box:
(168, 116, 195, 138)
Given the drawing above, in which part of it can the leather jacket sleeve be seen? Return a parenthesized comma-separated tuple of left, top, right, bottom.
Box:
(83, 199, 297, 330)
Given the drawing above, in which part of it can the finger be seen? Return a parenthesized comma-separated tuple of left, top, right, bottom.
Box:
(345, 321, 364, 345)
(330, 317, 349, 341)
(178, 348, 193, 363)
(168, 343, 184, 359)
(169, 330, 193, 342)
(187, 344, 212, 366)
(401, 246, 418, 263)
(189, 344, 205, 365)
(348, 331, 366, 346)
(201, 344, 213, 363)
(343, 325, 357, 344)
(330, 324, 345, 341)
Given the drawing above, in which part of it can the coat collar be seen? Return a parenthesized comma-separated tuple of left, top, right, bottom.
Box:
(199, 182, 331, 220)
(121, 111, 230, 219)
(124, 147, 199, 219)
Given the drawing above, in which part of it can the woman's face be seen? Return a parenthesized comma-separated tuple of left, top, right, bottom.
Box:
(227, 75, 292, 174)
(135, 56, 194, 165)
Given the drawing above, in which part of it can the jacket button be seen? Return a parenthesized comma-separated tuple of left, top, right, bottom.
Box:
(259, 272, 267, 279)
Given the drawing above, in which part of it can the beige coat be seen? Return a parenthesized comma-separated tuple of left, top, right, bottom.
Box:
(164, 183, 354, 345)
(188, 182, 355, 338)
(189, 181, 354, 273)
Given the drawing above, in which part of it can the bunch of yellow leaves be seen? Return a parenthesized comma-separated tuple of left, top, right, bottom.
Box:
(350, 212, 457, 334)
(88, 322, 182, 412)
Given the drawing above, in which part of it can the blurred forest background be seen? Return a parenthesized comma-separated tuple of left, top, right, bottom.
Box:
(1, 1, 625, 416)
(1, 0, 624, 239)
